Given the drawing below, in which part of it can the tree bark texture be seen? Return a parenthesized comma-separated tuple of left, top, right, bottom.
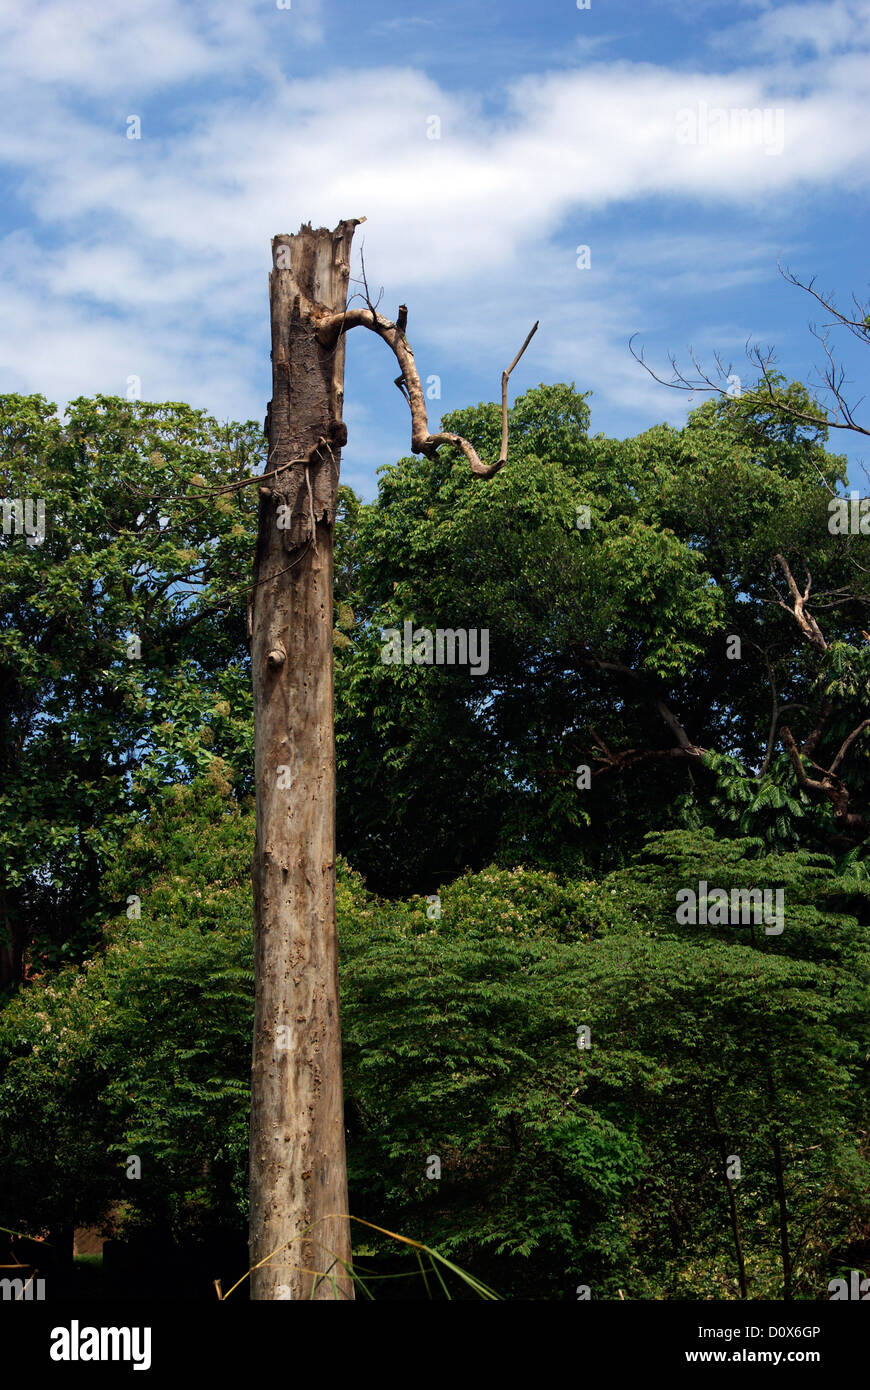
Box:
(248, 220, 360, 1300)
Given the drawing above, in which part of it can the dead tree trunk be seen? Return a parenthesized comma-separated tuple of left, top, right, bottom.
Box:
(248, 215, 536, 1301)
(248, 220, 360, 1301)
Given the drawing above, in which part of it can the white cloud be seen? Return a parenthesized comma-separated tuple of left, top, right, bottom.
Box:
(0, 0, 323, 94)
(0, 0, 868, 470)
(713, 0, 870, 57)
(8, 55, 866, 300)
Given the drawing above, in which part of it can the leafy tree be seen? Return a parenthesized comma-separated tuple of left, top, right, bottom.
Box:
(2, 378, 867, 1302)
(335, 381, 866, 894)
(0, 394, 261, 983)
(0, 773, 254, 1241)
(2, 781, 865, 1300)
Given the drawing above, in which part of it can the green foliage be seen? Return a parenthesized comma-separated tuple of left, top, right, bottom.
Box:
(0, 776, 255, 1237)
(2, 378, 868, 1299)
(0, 394, 260, 974)
(334, 380, 865, 892)
(1, 788, 866, 1298)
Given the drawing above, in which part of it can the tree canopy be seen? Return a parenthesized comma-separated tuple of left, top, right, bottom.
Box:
(1, 378, 867, 1299)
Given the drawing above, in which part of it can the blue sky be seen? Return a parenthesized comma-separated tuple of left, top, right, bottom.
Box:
(0, 0, 868, 498)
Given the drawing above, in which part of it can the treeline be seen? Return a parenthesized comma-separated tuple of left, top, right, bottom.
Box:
(0, 382, 868, 1298)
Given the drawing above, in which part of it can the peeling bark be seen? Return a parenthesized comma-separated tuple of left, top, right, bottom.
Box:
(248, 221, 360, 1301)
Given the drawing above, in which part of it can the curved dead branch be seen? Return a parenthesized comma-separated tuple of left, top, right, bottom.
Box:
(316, 305, 538, 477)
(781, 723, 868, 835)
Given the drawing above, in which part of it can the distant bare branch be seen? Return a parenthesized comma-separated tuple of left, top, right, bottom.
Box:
(630, 259, 870, 439)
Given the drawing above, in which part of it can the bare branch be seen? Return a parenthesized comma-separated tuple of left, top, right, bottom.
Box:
(773, 554, 828, 652)
(829, 718, 870, 776)
(630, 262, 870, 438)
(575, 651, 707, 764)
(317, 305, 538, 477)
(500, 321, 540, 463)
(781, 725, 866, 835)
(777, 259, 870, 342)
(590, 743, 707, 775)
